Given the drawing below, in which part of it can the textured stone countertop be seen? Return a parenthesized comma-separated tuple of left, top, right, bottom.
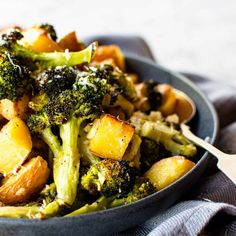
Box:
(1, 0, 236, 87)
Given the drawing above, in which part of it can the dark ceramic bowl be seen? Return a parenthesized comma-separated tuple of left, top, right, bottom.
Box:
(0, 39, 219, 236)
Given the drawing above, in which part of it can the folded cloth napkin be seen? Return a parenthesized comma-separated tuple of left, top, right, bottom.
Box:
(84, 36, 236, 236)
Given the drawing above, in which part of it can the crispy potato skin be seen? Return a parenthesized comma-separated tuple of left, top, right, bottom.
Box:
(89, 114, 135, 160)
(0, 156, 49, 204)
(144, 156, 195, 190)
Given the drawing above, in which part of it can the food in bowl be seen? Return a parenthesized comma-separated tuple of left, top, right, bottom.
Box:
(0, 24, 197, 218)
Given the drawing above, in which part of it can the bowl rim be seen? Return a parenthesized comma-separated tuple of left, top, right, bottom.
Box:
(0, 55, 219, 225)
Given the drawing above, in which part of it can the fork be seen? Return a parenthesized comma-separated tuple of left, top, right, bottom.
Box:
(181, 124, 236, 185)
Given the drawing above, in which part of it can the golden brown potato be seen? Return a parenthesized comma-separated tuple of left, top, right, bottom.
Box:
(0, 156, 49, 204)
(0, 95, 29, 120)
(19, 27, 62, 52)
(58, 31, 84, 51)
(0, 117, 32, 176)
(144, 156, 195, 190)
(157, 84, 177, 116)
(93, 45, 125, 71)
(89, 114, 135, 160)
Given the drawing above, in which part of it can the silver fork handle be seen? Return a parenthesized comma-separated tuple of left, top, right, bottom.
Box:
(181, 124, 228, 159)
(181, 124, 236, 185)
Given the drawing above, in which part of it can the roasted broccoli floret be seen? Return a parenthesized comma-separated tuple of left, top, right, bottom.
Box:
(0, 50, 31, 101)
(27, 74, 108, 206)
(81, 159, 136, 196)
(28, 92, 49, 111)
(29, 66, 77, 111)
(79, 65, 136, 118)
(110, 177, 156, 207)
(140, 138, 171, 171)
(130, 115, 197, 157)
(0, 29, 96, 69)
(66, 177, 156, 217)
(82, 65, 136, 102)
(39, 23, 57, 41)
(39, 183, 57, 205)
(36, 66, 77, 96)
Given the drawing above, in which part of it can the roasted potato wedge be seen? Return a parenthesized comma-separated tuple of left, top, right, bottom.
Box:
(144, 156, 195, 190)
(93, 45, 125, 71)
(58, 31, 84, 51)
(0, 156, 49, 204)
(157, 84, 177, 116)
(0, 117, 32, 176)
(19, 27, 62, 52)
(89, 114, 135, 160)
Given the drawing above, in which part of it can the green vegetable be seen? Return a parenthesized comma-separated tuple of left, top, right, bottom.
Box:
(81, 159, 136, 196)
(0, 50, 31, 101)
(0, 29, 97, 68)
(140, 138, 171, 171)
(110, 177, 156, 207)
(0, 205, 41, 218)
(65, 196, 113, 217)
(80, 65, 137, 103)
(39, 183, 57, 205)
(66, 177, 156, 217)
(36, 66, 77, 96)
(27, 73, 108, 206)
(78, 128, 101, 166)
(131, 116, 197, 157)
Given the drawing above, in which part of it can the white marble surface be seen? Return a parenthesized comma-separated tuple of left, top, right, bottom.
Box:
(1, 0, 236, 87)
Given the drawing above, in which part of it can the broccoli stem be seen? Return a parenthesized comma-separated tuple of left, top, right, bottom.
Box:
(13, 42, 97, 67)
(40, 201, 61, 218)
(0, 205, 41, 218)
(41, 128, 61, 158)
(0, 202, 62, 219)
(65, 196, 116, 217)
(78, 128, 101, 165)
(140, 121, 197, 157)
(55, 118, 81, 205)
(109, 198, 126, 208)
(41, 118, 83, 206)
